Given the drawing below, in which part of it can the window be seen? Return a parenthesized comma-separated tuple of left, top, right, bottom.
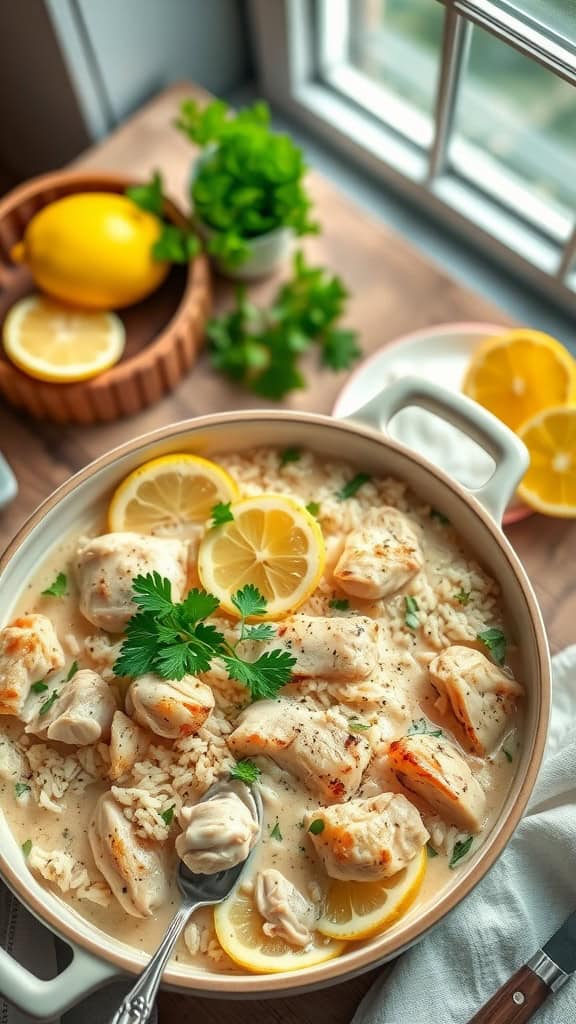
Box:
(250, 0, 576, 305)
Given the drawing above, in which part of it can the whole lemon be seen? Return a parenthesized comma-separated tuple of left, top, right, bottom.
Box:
(11, 192, 170, 309)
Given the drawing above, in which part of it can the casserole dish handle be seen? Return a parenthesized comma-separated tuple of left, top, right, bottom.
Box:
(0, 940, 118, 1020)
(343, 376, 528, 524)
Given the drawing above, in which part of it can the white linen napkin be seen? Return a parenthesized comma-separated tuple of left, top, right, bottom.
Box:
(353, 645, 576, 1024)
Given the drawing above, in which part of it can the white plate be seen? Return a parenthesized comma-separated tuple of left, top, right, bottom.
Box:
(332, 321, 531, 524)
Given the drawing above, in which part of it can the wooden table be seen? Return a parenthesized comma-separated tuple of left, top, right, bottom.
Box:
(1, 83, 574, 1023)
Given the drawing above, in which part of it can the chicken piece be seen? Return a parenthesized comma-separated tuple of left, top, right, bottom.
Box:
(240, 615, 378, 682)
(429, 645, 524, 756)
(126, 673, 214, 739)
(89, 792, 169, 917)
(75, 532, 188, 633)
(254, 870, 315, 948)
(389, 734, 486, 833)
(0, 614, 65, 717)
(109, 710, 150, 781)
(333, 507, 423, 600)
(228, 699, 371, 803)
(0, 735, 25, 781)
(176, 781, 260, 874)
(305, 792, 429, 881)
(25, 669, 117, 745)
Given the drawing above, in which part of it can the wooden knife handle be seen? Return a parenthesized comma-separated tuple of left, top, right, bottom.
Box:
(468, 964, 550, 1023)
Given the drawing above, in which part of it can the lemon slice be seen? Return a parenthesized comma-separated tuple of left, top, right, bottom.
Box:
(108, 454, 240, 534)
(197, 494, 326, 619)
(2, 295, 125, 382)
(214, 885, 345, 974)
(316, 848, 427, 941)
(517, 406, 576, 517)
(462, 329, 576, 432)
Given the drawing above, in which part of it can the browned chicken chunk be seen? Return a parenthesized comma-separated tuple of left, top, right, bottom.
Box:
(333, 508, 423, 600)
(0, 614, 64, 716)
(240, 615, 378, 681)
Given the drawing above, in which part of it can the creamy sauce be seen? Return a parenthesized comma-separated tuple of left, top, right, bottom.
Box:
(0, 450, 522, 972)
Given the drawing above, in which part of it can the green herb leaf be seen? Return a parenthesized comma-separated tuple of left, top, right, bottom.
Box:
(280, 448, 301, 467)
(269, 820, 283, 842)
(427, 844, 439, 858)
(404, 595, 420, 630)
(329, 598, 349, 611)
(15, 782, 31, 798)
(430, 508, 450, 525)
(503, 747, 513, 763)
(30, 680, 48, 694)
(308, 818, 325, 835)
(321, 328, 360, 371)
(132, 573, 175, 616)
(229, 759, 261, 784)
(477, 628, 507, 665)
(455, 589, 471, 606)
(39, 691, 59, 717)
(449, 836, 473, 869)
(126, 170, 164, 216)
(160, 805, 175, 826)
(232, 584, 267, 620)
(244, 623, 276, 642)
(337, 473, 371, 501)
(42, 572, 67, 598)
(348, 719, 370, 733)
(407, 718, 443, 738)
(224, 648, 295, 702)
(66, 660, 79, 682)
(152, 223, 200, 264)
(305, 501, 320, 518)
(210, 501, 234, 527)
(22, 839, 32, 857)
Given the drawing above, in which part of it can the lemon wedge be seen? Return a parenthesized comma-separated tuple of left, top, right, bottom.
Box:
(213, 885, 345, 974)
(108, 454, 239, 535)
(315, 847, 427, 941)
(462, 328, 576, 432)
(2, 295, 125, 382)
(517, 406, 576, 517)
(197, 494, 326, 619)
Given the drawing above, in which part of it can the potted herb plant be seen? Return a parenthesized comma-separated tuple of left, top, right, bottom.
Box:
(177, 98, 319, 279)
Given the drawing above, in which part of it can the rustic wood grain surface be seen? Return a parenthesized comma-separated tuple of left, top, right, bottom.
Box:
(0, 83, 574, 1024)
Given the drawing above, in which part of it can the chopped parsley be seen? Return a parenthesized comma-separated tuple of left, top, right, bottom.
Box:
(21, 839, 32, 858)
(455, 589, 471, 606)
(407, 718, 442, 738)
(427, 844, 438, 858)
(477, 627, 507, 665)
(449, 836, 473, 869)
(160, 805, 175, 826)
(113, 575, 295, 702)
(503, 747, 513, 763)
(308, 818, 325, 835)
(305, 501, 321, 518)
(404, 595, 420, 630)
(39, 690, 59, 717)
(66, 660, 79, 681)
(280, 448, 301, 467)
(14, 782, 31, 798)
(329, 598, 349, 612)
(348, 718, 371, 732)
(30, 681, 48, 694)
(430, 508, 450, 526)
(229, 759, 261, 784)
(336, 472, 371, 501)
(210, 502, 234, 527)
(269, 820, 283, 842)
(41, 572, 67, 598)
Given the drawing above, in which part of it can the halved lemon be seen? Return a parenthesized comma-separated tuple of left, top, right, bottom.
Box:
(315, 847, 427, 941)
(517, 406, 576, 517)
(462, 329, 576, 431)
(108, 454, 240, 534)
(214, 885, 345, 973)
(197, 494, 326, 619)
(2, 295, 125, 382)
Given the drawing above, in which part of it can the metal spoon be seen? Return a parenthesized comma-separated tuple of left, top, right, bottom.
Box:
(109, 782, 263, 1024)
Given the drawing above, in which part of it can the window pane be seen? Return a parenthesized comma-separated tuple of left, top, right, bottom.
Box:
(452, 24, 576, 220)
(347, 0, 443, 117)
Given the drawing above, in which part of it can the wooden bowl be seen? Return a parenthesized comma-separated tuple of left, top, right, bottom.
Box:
(0, 170, 211, 424)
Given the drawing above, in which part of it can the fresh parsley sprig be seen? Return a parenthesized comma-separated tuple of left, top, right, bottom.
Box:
(126, 170, 200, 264)
(113, 574, 295, 703)
(230, 759, 261, 784)
(42, 572, 67, 598)
(477, 627, 507, 665)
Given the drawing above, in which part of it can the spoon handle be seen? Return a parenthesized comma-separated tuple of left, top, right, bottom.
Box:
(109, 899, 200, 1024)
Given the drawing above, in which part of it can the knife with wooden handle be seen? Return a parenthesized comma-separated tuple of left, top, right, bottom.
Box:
(469, 909, 576, 1023)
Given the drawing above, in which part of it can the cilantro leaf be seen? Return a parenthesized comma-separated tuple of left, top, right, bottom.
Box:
(455, 589, 471, 606)
(404, 595, 420, 630)
(230, 759, 261, 784)
(22, 839, 32, 857)
(179, 589, 221, 623)
(126, 170, 164, 216)
(244, 623, 276, 642)
(232, 584, 267, 620)
(449, 836, 473, 869)
(280, 448, 301, 466)
(329, 598, 349, 612)
(336, 473, 371, 501)
(66, 660, 78, 682)
(224, 649, 295, 701)
(348, 719, 370, 732)
(160, 805, 175, 826)
(42, 572, 67, 598)
(39, 690, 59, 717)
(210, 502, 234, 526)
(477, 628, 507, 665)
(308, 819, 325, 835)
(15, 782, 31, 798)
(306, 501, 320, 517)
(269, 820, 283, 842)
(321, 328, 360, 371)
(31, 681, 48, 694)
(132, 573, 174, 616)
(407, 718, 442, 738)
(114, 611, 160, 677)
(152, 223, 200, 264)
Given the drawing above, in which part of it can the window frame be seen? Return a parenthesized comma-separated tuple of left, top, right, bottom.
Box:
(248, 0, 576, 310)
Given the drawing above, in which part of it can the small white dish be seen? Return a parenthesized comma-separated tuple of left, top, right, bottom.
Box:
(0, 453, 17, 510)
(333, 321, 531, 525)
